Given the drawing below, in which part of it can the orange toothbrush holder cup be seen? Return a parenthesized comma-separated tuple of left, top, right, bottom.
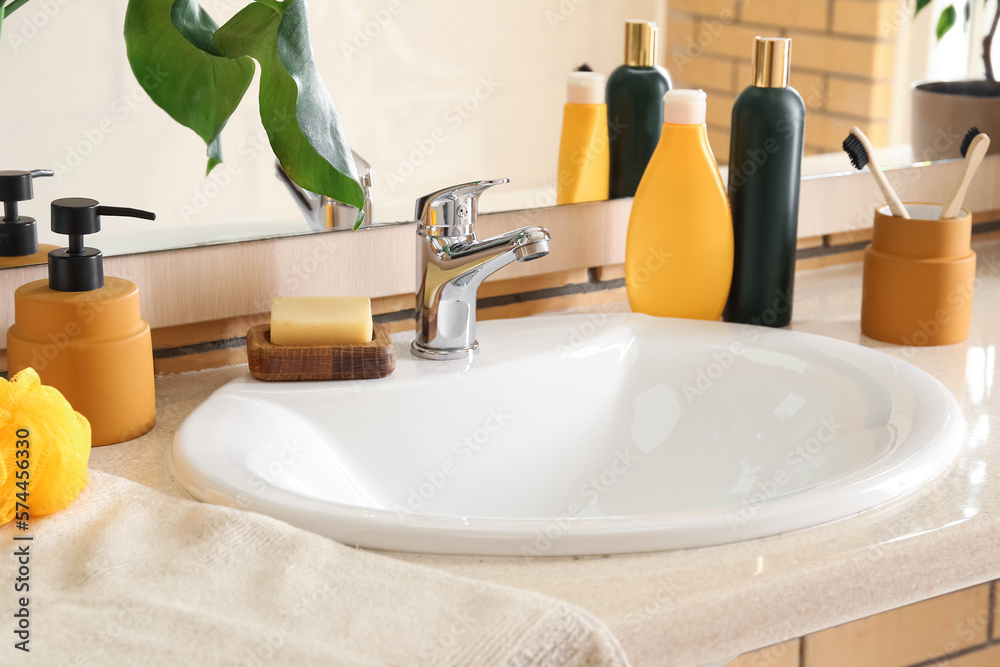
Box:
(861, 203, 975, 346)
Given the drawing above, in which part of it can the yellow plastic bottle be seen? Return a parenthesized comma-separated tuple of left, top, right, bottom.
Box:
(556, 70, 610, 205)
(626, 89, 734, 320)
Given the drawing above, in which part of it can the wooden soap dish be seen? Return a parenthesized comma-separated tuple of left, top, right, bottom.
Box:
(246, 323, 396, 381)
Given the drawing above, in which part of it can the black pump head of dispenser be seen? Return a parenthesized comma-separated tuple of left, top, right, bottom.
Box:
(0, 169, 54, 257)
(48, 198, 156, 292)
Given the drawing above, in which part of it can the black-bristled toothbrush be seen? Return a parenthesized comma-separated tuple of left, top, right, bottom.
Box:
(940, 127, 991, 220)
(843, 126, 909, 219)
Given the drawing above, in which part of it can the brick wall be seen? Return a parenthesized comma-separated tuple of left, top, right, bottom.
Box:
(665, 0, 902, 164)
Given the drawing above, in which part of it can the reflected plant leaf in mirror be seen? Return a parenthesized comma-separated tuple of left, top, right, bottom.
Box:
(912, 0, 999, 82)
(937, 4, 958, 42)
(125, 0, 364, 215)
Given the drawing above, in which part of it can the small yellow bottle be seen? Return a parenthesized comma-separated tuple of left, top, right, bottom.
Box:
(626, 89, 734, 320)
(556, 70, 610, 205)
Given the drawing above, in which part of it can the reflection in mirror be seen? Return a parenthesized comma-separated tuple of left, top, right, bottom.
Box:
(1, 0, 665, 259)
(670, 0, 999, 173)
(0, 0, 994, 263)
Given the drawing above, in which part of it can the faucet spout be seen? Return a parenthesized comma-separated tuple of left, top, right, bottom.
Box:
(411, 180, 551, 360)
(446, 225, 551, 274)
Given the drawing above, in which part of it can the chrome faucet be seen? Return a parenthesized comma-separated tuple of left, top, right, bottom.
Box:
(412, 179, 551, 360)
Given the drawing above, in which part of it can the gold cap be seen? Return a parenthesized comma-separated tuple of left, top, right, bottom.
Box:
(625, 21, 657, 67)
(752, 37, 791, 88)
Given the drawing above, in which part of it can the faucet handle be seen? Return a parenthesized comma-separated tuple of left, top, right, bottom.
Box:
(415, 178, 509, 237)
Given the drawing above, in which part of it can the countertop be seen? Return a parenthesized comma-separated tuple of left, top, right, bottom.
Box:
(90, 239, 1000, 667)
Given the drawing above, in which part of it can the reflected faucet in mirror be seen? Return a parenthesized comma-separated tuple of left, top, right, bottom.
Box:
(412, 179, 551, 361)
(275, 151, 374, 231)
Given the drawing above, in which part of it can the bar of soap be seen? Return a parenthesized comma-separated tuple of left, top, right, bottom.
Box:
(270, 297, 373, 346)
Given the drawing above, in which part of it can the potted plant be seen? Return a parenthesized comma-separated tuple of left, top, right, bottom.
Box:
(0, 0, 365, 226)
(912, 0, 1000, 158)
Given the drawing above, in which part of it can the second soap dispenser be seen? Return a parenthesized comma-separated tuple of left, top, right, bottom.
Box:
(6, 198, 157, 447)
(0, 169, 58, 268)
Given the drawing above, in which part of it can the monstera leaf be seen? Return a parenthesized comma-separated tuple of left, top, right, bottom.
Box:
(124, 0, 363, 213)
(214, 0, 363, 212)
(124, 0, 255, 173)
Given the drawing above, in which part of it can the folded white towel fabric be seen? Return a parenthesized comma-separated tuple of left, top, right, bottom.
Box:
(1, 470, 629, 666)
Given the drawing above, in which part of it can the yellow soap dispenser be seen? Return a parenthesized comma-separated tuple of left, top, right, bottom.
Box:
(626, 89, 734, 320)
(0, 169, 59, 268)
(6, 198, 157, 447)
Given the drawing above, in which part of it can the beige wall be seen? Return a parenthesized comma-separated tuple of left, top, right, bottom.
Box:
(665, 0, 902, 164)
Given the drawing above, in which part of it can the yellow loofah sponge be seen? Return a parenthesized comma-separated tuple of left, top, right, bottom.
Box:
(0, 368, 91, 524)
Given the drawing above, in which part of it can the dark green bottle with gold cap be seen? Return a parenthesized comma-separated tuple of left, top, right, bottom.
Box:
(723, 37, 805, 328)
(607, 20, 673, 199)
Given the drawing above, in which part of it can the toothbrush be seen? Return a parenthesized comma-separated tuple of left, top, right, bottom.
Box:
(842, 127, 909, 219)
(939, 127, 991, 220)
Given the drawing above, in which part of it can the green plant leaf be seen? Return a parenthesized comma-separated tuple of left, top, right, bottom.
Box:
(214, 0, 363, 210)
(4, 0, 31, 18)
(915, 0, 933, 18)
(124, 0, 255, 172)
(937, 4, 958, 41)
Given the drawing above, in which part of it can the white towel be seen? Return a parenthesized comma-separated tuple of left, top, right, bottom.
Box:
(1, 470, 629, 666)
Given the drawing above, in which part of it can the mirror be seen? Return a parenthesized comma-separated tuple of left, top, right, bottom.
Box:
(0, 0, 990, 262)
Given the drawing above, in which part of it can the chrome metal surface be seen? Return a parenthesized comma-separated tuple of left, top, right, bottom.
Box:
(276, 151, 374, 231)
(412, 179, 551, 359)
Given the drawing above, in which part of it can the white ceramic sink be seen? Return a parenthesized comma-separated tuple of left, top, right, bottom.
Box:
(172, 313, 964, 556)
